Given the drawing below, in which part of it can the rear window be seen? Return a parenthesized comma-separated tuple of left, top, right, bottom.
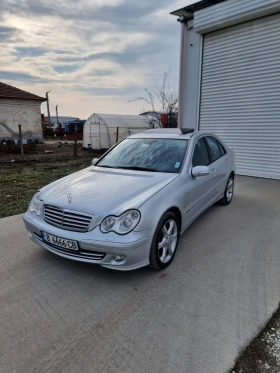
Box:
(218, 142, 226, 156)
(205, 137, 221, 162)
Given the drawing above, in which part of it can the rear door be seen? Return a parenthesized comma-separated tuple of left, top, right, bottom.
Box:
(205, 136, 229, 196)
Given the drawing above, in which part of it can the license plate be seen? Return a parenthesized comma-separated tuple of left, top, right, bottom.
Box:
(41, 232, 79, 251)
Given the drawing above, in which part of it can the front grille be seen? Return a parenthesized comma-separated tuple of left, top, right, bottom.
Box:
(44, 205, 93, 232)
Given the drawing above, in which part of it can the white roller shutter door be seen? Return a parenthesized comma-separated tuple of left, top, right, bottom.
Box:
(199, 13, 280, 179)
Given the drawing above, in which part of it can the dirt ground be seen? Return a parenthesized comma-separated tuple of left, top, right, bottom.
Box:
(0, 143, 102, 218)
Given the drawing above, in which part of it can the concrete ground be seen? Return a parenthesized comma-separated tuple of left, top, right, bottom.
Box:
(0, 176, 279, 373)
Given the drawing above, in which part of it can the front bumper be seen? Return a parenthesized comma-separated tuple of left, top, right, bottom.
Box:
(23, 211, 155, 271)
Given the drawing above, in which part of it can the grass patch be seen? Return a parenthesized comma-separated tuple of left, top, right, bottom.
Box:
(0, 157, 92, 218)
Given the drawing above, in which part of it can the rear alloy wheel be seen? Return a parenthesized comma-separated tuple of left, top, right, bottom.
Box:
(149, 212, 179, 270)
(218, 175, 234, 205)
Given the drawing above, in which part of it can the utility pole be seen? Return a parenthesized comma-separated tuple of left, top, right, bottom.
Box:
(46, 90, 51, 128)
(74, 123, 78, 157)
(56, 105, 59, 125)
(18, 124, 24, 160)
(56, 104, 62, 140)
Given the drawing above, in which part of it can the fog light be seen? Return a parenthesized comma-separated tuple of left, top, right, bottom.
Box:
(111, 255, 126, 264)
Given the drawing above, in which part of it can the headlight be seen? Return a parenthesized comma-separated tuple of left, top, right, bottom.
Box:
(100, 210, 141, 235)
(29, 192, 43, 216)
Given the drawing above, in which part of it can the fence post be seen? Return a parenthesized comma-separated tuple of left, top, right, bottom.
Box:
(116, 127, 119, 144)
(18, 124, 24, 160)
(74, 123, 78, 157)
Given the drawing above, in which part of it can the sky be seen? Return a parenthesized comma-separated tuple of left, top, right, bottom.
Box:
(0, 0, 194, 119)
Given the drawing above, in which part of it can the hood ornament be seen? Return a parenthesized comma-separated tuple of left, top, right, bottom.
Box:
(67, 193, 73, 204)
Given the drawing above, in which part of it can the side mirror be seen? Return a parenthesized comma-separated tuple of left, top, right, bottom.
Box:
(192, 165, 211, 178)
(92, 158, 99, 166)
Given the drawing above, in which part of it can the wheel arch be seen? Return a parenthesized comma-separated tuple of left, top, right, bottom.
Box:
(164, 206, 182, 232)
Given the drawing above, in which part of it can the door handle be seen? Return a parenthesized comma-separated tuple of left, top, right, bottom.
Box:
(211, 168, 216, 174)
(225, 159, 229, 164)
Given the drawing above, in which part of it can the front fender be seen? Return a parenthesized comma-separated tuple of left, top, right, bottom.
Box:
(135, 176, 184, 232)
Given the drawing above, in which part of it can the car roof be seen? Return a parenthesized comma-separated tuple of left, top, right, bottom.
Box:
(129, 128, 198, 140)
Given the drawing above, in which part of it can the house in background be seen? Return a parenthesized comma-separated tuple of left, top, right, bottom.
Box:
(140, 111, 162, 121)
(140, 111, 177, 128)
(0, 82, 46, 143)
(172, 0, 280, 180)
(42, 115, 79, 127)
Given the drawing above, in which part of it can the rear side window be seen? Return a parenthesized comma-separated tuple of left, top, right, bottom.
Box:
(205, 137, 221, 162)
(192, 138, 210, 167)
(218, 142, 226, 156)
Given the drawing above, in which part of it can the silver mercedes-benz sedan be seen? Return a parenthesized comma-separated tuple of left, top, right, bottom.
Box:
(23, 129, 235, 271)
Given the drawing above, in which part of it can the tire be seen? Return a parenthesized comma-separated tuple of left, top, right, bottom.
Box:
(149, 212, 180, 270)
(218, 174, 234, 206)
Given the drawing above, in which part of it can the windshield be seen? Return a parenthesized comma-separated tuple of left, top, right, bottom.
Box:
(96, 138, 188, 173)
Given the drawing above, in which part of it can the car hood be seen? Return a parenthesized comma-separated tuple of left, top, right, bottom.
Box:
(40, 166, 178, 221)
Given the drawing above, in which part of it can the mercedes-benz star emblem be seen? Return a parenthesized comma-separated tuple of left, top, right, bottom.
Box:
(67, 193, 73, 203)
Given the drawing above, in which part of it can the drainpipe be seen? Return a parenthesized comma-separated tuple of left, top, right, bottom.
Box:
(178, 22, 185, 129)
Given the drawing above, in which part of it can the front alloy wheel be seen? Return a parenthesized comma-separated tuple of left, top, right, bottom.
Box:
(150, 212, 179, 270)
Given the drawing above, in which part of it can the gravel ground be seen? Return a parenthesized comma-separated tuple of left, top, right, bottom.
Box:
(231, 306, 280, 373)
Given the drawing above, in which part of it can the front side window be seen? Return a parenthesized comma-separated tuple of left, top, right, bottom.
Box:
(205, 137, 221, 162)
(192, 138, 210, 167)
(97, 138, 188, 173)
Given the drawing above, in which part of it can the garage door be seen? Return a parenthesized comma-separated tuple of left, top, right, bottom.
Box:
(199, 13, 280, 179)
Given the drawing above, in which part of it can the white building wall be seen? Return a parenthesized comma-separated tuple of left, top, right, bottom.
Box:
(194, 0, 280, 34)
(199, 12, 280, 179)
(0, 98, 43, 141)
(179, 20, 202, 130)
(176, 0, 280, 179)
(178, 0, 280, 131)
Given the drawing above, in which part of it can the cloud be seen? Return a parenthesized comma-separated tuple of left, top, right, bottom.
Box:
(55, 39, 166, 65)
(0, 25, 19, 42)
(2, 0, 169, 24)
(0, 0, 181, 117)
(78, 85, 139, 96)
(53, 64, 82, 74)
(0, 71, 51, 83)
(15, 47, 48, 57)
(0, 26, 17, 34)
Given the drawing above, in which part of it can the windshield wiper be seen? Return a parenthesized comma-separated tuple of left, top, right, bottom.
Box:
(116, 166, 158, 172)
(97, 165, 158, 172)
(96, 165, 117, 169)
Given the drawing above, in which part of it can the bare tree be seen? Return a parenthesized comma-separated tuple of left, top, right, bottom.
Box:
(130, 70, 178, 128)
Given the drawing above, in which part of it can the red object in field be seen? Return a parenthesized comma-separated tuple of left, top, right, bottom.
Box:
(161, 114, 168, 128)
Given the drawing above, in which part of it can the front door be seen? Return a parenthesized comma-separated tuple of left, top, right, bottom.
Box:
(183, 137, 216, 228)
